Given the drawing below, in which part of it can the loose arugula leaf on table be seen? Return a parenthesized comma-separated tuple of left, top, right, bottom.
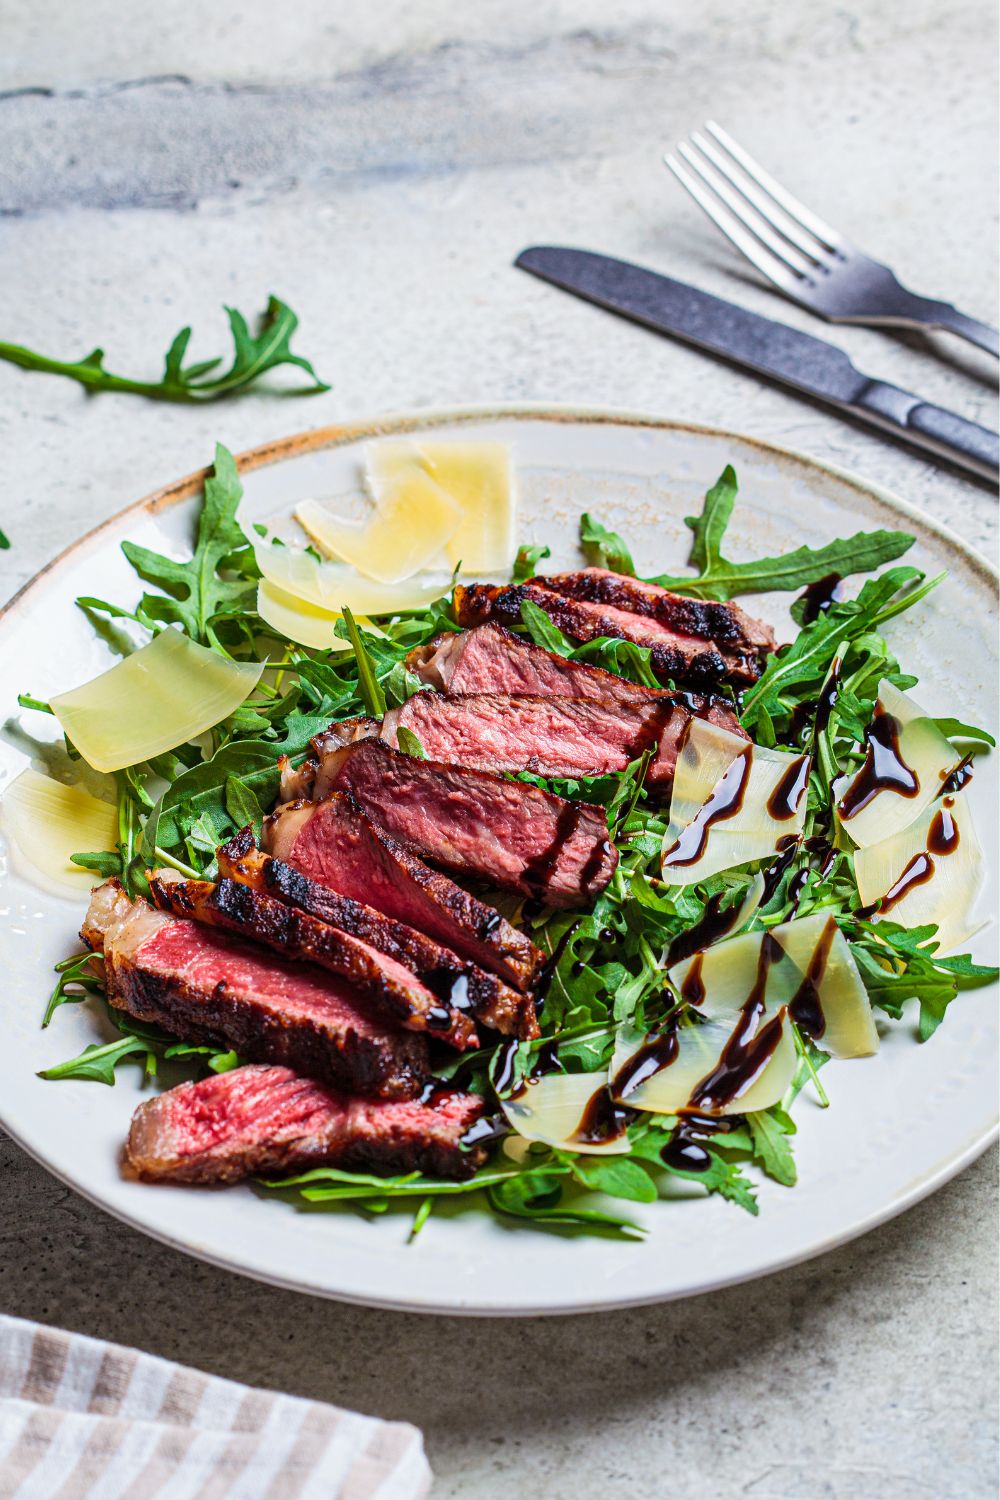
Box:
(579, 513, 635, 575)
(0, 296, 328, 403)
(0, 526, 9, 549)
(645, 464, 915, 601)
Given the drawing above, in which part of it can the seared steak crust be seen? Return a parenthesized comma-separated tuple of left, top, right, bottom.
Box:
(219, 827, 538, 1037)
(85, 881, 429, 1099)
(126, 1063, 489, 1184)
(265, 792, 545, 1006)
(311, 740, 617, 908)
(147, 870, 478, 1050)
(453, 580, 765, 688)
(544, 568, 774, 656)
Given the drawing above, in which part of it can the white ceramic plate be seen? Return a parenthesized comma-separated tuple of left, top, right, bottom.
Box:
(1, 407, 996, 1316)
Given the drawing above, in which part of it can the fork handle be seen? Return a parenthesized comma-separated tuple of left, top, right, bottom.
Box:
(886, 293, 999, 357)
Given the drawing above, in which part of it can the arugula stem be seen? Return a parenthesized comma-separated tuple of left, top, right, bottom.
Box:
(151, 847, 201, 878)
(791, 1024, 829, 1107)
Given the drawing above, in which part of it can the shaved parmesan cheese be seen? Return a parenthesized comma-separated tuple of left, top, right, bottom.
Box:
(610, 1017, 796, 1116)
(2, 769, 117, 893)
(660, 719, 810, 884)
(854, 790, 985, 953)
(667, 912, 878, 1060)
(410, 440, 516, 573)
(500, 1071, 632, 1155)
(50, 628, 263, 774)
(255, 539, 449, 618)
(256, 579, 343, 651)
(833, 681, 960, 848)
(297, 464, 461, 585)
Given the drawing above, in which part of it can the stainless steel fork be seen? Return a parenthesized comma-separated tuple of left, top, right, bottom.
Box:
(665, 122, 999, 357)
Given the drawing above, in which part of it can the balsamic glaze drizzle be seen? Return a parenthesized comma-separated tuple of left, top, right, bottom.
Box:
(797, 573, 845, 623)
(765, 754, 811, 821)
(661, 745, 753, 869)
(838, 701, 919, 819)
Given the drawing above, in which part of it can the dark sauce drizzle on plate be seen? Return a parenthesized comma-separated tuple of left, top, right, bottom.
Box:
(838, 700, 920, 820)
(797, 573, 845, 623)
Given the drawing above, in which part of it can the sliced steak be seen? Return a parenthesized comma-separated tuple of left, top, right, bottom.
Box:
(381, 689, 742, 795)
(279, 719, 378, 802)
(453, 581, 762, 688)
(147, 869, 478, 1051)
(307, 739, 617, 909)
(408, 621, 678, 710)
(126, 1063, 490, 1184)
(219, 826, 539, 1037)
(263, 794, 544, 1008)
(544, 569, 774, 660)
(83, 880, 429, 1099)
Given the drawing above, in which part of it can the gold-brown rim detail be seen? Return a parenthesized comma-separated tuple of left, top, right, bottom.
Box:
(2, 404, 995, 628)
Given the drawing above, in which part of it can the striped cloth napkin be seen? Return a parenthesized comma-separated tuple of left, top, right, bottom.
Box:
(0, 1314, 431, 1500)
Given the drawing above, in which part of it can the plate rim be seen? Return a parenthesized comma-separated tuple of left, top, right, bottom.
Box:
(1, 402, 996, 1316)
(2, 404, 996, 635)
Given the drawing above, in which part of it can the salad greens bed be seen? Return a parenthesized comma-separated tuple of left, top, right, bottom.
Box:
(27, 445, 997, 1238)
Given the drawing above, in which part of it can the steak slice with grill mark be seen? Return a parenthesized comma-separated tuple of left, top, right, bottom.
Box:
(218, 825, 538, 1037)
(263, 792, 544, 1010)
(147, 869, 478, 1051)
(308, 739, 617, 909)
(83, 880, 429, 1099)
(543, 568, 775, 658)
(453, 581, 762, 688)
(380, 689, 743, 795)
(125, 1063, 489, 1184)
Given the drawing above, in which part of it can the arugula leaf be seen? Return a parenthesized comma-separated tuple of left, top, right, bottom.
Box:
(42, 954, 104, 1028)
(565, 1154, 658, 1203)
(69, 850, 123, 879)
(111, 443, 253, 642)
(519, 597, 573, 655)
(0, 526, 9, 549)
(224, 774, 265, 837)
(39, 1033, 148, 1084)
(396, 726, 427, 759)
(848, 920, 998, 1040)
(0, 296, 328, 403)
(579, 513, 635, 575)
(512, 542, 551, 582)
(746, 1108, 797, 1187)
(930, 718, 996, 747)
(340, 607, 388, 716)
(645, 465, 915, 600)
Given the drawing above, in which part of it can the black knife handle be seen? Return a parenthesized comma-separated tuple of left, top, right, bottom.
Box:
(906, 403, 999, 477)
(854, 380, 999, 483)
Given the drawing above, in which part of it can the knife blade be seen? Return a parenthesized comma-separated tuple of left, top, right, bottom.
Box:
(515, 246, 999, 484)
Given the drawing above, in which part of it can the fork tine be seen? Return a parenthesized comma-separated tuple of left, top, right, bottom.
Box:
(664, 154, 802, 292)
(704, 122, 845, 251)
(677, 142, 815, 276)
(689, 131, 827, 261)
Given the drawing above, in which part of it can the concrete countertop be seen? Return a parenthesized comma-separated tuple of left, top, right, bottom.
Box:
(1, 2, 996, 1495)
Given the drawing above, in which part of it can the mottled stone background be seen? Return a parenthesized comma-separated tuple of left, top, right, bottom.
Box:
(0, 2, 996, 1495)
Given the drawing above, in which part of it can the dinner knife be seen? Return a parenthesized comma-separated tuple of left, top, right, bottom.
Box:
(515, 246, 999, 484)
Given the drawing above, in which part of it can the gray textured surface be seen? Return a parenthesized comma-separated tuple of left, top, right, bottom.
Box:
(0, 2, 997, 1496)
